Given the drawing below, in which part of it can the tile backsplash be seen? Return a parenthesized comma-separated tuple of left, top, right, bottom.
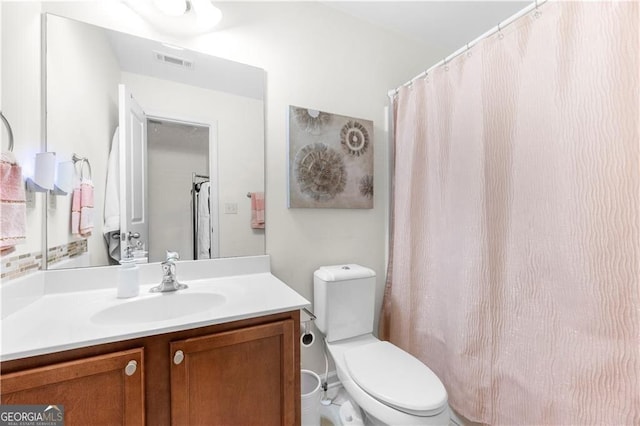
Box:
(1, 240, 88, 282)
(47, 240, 88, 268)
(0, 251, 42, 281)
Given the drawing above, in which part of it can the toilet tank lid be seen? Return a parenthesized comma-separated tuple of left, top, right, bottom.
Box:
(314, 264, 376, 282)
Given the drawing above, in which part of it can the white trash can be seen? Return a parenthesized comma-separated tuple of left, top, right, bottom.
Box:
(301, 369, 322, 426)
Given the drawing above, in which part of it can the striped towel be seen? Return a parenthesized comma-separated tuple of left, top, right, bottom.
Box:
(0, 152, 26, 251)
(71, 178, 94, 237)
(250, 192, 265, 229)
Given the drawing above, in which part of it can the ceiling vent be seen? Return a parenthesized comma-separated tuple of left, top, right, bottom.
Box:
(153, 51, 193, 69)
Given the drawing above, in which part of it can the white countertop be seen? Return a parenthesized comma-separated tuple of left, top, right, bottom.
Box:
(0, 256, 310, 361)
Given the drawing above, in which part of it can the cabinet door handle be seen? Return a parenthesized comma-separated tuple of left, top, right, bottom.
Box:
(125, 360, 137, 376)
(173, 350, 184, 365)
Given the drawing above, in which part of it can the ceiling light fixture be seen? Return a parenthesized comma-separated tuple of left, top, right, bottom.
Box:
(124, 0, 222, 36)
(191, 0, 222, 32)
(152, 0, 189, 17)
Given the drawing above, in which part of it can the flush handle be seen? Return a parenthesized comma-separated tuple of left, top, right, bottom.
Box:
(173, 350, 184, 365)
(125, 360, 137, 376)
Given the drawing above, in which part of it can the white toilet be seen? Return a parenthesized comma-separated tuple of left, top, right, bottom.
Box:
(314, 264, 450, 426)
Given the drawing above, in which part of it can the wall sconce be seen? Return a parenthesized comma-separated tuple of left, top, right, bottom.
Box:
(26, 152, 56, 192)
(51, 160, 74, 196)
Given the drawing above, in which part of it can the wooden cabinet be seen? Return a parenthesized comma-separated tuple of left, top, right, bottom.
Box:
(0, 311, 300, 426)
(1, 348, 144, 426)
(171, 320, 296, 426)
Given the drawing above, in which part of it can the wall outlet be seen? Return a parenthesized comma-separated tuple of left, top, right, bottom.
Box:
(224, 203, 238, 214)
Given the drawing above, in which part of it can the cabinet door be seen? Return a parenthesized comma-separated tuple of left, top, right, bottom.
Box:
(1, 348, 144, 426)
(171, 320, 296, 426)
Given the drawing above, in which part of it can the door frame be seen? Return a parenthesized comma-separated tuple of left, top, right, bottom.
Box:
(145, 111, 220, 259)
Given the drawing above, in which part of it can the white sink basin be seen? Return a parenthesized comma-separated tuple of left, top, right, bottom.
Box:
(91, 292, 226, 325)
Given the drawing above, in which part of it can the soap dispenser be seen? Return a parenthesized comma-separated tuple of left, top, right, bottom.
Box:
(117, 257, 139, 298)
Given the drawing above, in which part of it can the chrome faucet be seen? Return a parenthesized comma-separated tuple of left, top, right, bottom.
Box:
(150, 251, 188, 293)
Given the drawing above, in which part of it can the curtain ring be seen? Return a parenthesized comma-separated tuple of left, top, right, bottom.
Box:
(423, 71, 429, 83)
(534, 0, 542, 19)
(443, 58, 449, 71)
(466, 43, 472, 57)
(497, 23, 504, 40)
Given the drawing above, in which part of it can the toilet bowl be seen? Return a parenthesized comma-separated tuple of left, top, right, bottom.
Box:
(314, 265, 450, 426)
(326, 334, 449, 425)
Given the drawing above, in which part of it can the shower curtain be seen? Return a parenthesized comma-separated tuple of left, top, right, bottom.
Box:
(380, 2, 639, 424)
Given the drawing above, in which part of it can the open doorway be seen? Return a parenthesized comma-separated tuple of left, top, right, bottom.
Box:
(146, 118, 217, 262)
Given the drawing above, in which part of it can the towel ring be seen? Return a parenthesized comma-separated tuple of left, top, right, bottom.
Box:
(72, 154, 92, 180)
(0, 111, 14, 152)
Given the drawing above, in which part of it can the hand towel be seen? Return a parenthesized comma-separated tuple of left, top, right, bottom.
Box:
(71, 186, 81, 235)
(79, 179, 94, 236)
(71, 178, 94, 237)
(197, 182, 211, 259)
(250, 191, 265, 229)
(0, 152, 27, 251)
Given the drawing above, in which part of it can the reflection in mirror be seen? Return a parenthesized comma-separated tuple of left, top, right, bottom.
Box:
(146, 118, 214, 262)
(45, 14, 265, 269)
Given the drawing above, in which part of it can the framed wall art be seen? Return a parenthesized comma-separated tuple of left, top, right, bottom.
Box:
(287, 105, 374, 209)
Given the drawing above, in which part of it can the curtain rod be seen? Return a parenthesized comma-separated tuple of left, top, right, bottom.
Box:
(388, 0, 546, 97)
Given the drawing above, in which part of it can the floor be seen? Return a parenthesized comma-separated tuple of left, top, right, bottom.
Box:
(321, 415, 334, 426)
(316, 385, 461, 426)
(318, 386, 350, 426)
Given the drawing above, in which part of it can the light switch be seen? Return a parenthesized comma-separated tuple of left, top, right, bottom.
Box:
(224, 203, 238, 214)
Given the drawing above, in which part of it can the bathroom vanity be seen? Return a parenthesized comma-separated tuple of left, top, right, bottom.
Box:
(0, 256, 308, 425)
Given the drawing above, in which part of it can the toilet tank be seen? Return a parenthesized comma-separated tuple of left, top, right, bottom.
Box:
(314, 264, 376, 343)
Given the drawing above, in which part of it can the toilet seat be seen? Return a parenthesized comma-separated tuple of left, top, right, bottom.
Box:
(344, 341, 448, 416)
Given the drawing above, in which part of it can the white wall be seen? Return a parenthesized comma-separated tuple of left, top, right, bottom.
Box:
(29, 1, 447, 372)
(1, 2, 45, 259)
(46, 14, 120, 266)
(198, 2, 446, 372)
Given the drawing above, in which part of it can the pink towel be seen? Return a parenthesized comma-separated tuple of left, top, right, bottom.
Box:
(0, 152, 26, 251)
(250, 192, 265, 229)
(71, 179, 94, 237)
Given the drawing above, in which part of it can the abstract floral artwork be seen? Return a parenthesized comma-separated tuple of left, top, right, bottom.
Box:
(288, 106, 374, 208)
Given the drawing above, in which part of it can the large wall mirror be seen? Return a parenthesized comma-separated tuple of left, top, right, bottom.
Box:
(45, 14, 265, 269)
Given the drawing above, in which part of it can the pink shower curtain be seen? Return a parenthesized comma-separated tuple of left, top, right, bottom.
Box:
(380, 2, 639, 424)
